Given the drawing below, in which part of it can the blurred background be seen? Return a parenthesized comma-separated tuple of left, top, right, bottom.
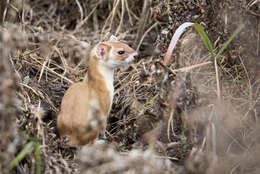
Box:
(0, 0, 260, 173)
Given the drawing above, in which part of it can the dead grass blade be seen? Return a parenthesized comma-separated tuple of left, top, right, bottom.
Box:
(115, 0, 125, 35)
(29, 54, 74, 84)
(134, 0, 151, 48)
(136, 22, 158, 52)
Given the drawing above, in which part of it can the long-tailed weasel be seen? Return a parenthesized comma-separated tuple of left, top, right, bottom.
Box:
(57, 36, 138, 146)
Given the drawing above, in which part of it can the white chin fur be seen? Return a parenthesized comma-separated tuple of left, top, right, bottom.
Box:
(101, 55, 134, 68)
(125, 56, 134, 63)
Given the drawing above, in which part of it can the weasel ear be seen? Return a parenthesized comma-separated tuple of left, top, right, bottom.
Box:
(109, 35, 118, 42)
(95, 43, 110, 60)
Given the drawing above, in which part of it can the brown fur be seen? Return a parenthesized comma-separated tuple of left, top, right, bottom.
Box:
(57, 37, 137, 145)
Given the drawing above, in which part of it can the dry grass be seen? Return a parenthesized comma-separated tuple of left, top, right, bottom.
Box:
(1, 0, 260, 173)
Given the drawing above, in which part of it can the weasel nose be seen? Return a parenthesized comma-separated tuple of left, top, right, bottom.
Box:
(133, 52, 138, 59)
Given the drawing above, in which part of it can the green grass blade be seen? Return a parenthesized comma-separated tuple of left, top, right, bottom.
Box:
(192, 23, 215, 58)
(8, 141, 34, 170)
(23, 76, 30, 85)
(34, 142, 41, 174)
(144, 94, 159, 107)
(215, 24, 244, 60)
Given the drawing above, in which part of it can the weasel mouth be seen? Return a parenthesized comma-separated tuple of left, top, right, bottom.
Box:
(132, 52, 138, 59)
(125, 52, 138, 63)
(125, 56, 135, 63)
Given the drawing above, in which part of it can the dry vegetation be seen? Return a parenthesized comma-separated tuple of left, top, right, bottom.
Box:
(0, 0, 260, 173)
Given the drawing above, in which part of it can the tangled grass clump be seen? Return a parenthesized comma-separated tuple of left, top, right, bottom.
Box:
(1, 0, 260, 173)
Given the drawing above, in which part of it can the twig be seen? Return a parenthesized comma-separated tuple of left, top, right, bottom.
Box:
(157, 61, 212, 75)
(171, 61, 212, 74)
(9, 3, 19, 13)
(75, 0, 84, 21)
(93, 9, 99, 32)
(115, 0, 125, 35)
(167, 110, 175, 142)
(2, 0, 10, 23)
(211, 123, 216, 155)
(124, 0, 133, 26)
(214, 58, 221, 99)
(19, 83, 42, 97)
(109, 0, 121, 31)
(53, 46, 69, 78)
(38, 58, 48, 83)
(134, 0, 151, 48)
(136, 22, 158, 52)
(201, 137, 207, 150)
(119, 152, 179, 161)
(29, 54, 74, 84)
(257, 18, 260, 56)
(21, 0, 25, 24)
(238, 55, 252, 109)
(246, 0, 260, 17)
(74, 1, 100, 32)
(36, 102, 46, 147)
(230, 163, 241, 174)
(101, 0, 120, 38)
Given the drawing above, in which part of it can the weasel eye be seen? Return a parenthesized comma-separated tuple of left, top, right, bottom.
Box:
(117, 51, 125, 55)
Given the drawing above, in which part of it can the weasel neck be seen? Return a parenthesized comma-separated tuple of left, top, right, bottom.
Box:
(85, 56, 114, 114)
(86, 57, 114, 91)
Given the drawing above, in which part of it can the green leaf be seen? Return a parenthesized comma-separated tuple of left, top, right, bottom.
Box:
(215, 24, 244, 60)
(144, 94, 159, 107)
(8, 141, 34, 170)
(79, 77, 84, 81)
(23, 76, 30, 85)
(179, 135, 187, 143)
(192, 23, 215, 58)
(34, 142, 41, 174)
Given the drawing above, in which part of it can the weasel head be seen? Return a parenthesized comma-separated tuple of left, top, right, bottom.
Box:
(93, 35, 138, 68)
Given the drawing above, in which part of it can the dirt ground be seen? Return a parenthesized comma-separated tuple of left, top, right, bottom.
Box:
(1, 0, 260, 173)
